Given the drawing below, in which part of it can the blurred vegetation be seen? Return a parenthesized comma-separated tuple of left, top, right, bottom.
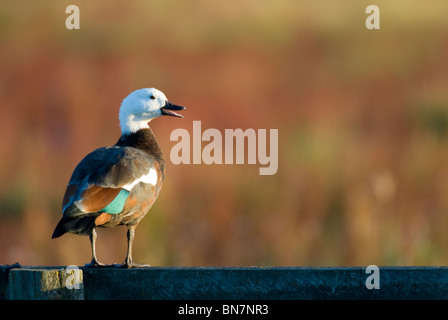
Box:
(1, 0, 448, 266)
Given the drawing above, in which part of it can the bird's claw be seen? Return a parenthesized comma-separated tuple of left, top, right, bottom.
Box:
(84, 260, 116, 268)
(114, 261, 151, 269)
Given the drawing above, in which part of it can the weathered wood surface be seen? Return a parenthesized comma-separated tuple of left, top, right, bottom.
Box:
(1, 265, 448, 300)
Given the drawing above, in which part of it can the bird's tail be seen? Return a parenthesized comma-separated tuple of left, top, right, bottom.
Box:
(51, 215, 99, 238)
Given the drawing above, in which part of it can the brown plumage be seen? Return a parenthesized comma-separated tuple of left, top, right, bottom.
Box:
(52, 88, 185, 268)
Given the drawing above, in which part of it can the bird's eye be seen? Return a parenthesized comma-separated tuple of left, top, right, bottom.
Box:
(150, 95, 156, 100)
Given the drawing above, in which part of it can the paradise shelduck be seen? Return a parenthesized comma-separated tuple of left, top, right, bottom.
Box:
(52, 88, 185, 268)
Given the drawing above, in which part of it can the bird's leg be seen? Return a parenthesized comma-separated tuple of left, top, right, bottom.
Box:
(124, 227, 135, 268)
(84, 228, 113, 267)
(117, 226, 150, 268)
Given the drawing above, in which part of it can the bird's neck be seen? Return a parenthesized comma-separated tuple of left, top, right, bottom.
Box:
(115, 128, 166, 174)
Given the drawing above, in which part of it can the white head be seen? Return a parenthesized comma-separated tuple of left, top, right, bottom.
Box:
(119, 88, 185, 135)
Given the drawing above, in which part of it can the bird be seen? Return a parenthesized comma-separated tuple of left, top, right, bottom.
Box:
(52, 88, 185, 268)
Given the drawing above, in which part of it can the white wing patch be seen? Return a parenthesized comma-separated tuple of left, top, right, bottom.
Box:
(122, 168, 158, 191)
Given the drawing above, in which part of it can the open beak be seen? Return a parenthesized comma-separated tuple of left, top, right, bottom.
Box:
(161, 101, 186, 118)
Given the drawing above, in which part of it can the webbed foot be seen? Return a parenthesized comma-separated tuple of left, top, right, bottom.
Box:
(115, 261, 151, 269)
(84, 259, 116, 268)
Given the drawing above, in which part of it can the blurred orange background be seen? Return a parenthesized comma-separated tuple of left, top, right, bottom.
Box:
(1, 1, 448, 266)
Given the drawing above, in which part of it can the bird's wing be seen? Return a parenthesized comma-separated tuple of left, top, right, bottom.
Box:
(62, 146, 158, 217)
